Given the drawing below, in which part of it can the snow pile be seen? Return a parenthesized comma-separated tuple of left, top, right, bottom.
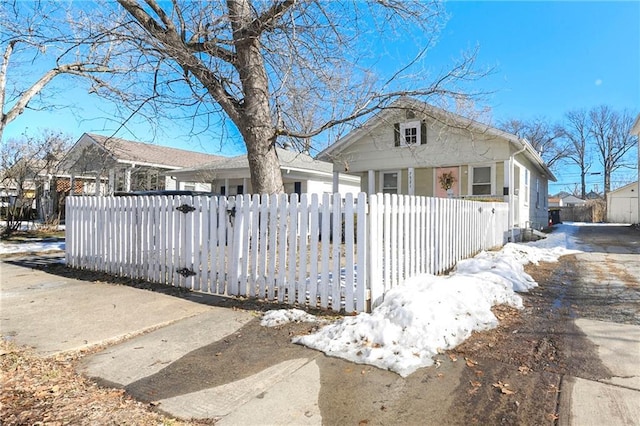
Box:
(261, 308, 325, 327)
(287, 225, 581, 377)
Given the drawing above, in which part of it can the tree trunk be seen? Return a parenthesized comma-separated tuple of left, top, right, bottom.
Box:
(245, 130, 283, 194)
(228, 0, 284, 194)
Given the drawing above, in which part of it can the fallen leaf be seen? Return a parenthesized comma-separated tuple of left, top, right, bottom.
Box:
(474, 370, 484, 377)
(469, 380, 482, 388)
(547, 413, 559, 421)
(518, 365, 530, 375)
(448, 354, 458, 362)
(492, 381, 516, 395)
(465, 357, 478, 367)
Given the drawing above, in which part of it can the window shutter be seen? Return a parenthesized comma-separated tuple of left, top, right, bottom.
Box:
(394, 123, 400, 146)
(421, 121, 427, 145)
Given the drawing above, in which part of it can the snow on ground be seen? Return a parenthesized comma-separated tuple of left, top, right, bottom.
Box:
(0, 240, 65, 255)
(264, 223, 585, 377)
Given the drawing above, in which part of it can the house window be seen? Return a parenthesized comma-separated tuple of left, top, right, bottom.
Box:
(236, 185, 244, 195)
(183, 184, 196, 191)
(294, 181, 302, 195)
(536, 179, 540, 208)
(400, 121, 419, 146)
(381, 171, 399, 194)
(220, 185, 226, 195)
(472, 166, 492, 195)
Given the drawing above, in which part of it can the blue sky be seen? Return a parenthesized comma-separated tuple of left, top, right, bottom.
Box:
(4, 1, 639, 192)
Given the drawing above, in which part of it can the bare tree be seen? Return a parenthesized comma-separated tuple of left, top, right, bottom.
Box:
(498, 117, 567, 170)
(589, 105, 638, 199)
(0, 129, 71, 237)
(0, 1, 117, 142)
(78, 0, 488, 194)
(562, 109, 592, 199)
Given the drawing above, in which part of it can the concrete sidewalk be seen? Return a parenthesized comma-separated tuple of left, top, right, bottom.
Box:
(1, 257, 216, 355)
(0, 256, 324, 424)
(560, 319, 640, 426)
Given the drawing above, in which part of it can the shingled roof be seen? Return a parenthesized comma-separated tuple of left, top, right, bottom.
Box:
(172, 147, 332, 174)
(85, 133, 223, 168)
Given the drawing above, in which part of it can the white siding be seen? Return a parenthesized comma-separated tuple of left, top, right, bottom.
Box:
(607, 183, 639, 223)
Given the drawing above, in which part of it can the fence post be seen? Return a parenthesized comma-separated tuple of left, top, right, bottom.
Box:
(356, 192, 367, 312)
(229, 195, 243, 295)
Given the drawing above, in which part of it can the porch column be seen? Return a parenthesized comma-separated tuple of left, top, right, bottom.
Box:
(69, 175, 75, 196)
(242, 177, 248, 195)
(108, 169, 115, 195)
(224, 178, 230, 196)
(124, 168, 132, 192)
(332, 171, 340, 194)
(368, 170, 375, 195)
(95, 174, 101, 196)
(408, 167, 415, 196)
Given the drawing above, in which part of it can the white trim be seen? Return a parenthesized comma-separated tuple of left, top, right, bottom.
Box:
(408, 167, 415, 195)
(368, 170, 375, 195)
(468, 163, 495, 196)
(379, 170, 401, 194)
(399, 121, 421, 147)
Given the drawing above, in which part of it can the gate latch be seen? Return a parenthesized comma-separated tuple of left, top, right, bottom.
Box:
(176, 204, 196, 214)
(176, 268, 196, 278)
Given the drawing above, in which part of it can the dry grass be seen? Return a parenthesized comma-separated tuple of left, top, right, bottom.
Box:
(0, 339, 214, 426)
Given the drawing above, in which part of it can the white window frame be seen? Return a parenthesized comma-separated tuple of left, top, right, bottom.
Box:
(380, 170, 401, 194)
(469, 163, 495, 196)
(524, 169, 530, 206)
(399, 121, 421, 147)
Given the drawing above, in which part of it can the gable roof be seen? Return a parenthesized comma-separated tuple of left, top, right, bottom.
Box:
(609, 181, 639, 195)
(171, 147, 332, 176)
(81, 133, 223, 169)
(318, 97, 556, 181)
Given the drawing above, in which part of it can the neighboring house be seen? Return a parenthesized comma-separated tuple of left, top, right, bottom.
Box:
(548, 197, 561, 207)
(607, 181, 639, 223)
(168, 147, 360, 196)
(585, 191, 603, 200)
(57, 133, 224, 195)
(317, 97, 556, 236)
(559, 195, 587, 207)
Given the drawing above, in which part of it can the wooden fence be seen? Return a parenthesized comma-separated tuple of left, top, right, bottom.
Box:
(66, 193, 509, 313)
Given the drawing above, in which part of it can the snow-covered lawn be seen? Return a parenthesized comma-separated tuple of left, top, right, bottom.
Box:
(262, 223, 583, 377)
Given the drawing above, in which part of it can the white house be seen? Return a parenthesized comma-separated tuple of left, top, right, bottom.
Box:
(167, 147, 361, 196)
(549, 194, 587, 207)
(58, 133, 223, 195)
(317, 97, 556, 237)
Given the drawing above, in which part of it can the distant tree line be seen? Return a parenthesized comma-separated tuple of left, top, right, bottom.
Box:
(499, 106, 638, 200)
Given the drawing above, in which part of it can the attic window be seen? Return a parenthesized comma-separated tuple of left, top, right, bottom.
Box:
(395, 121, 426, 147)
(400, 121, 420, 146)
(406, 110, 416, 119)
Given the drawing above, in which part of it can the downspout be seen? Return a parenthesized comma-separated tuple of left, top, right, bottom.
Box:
(509, 140, 527, 242)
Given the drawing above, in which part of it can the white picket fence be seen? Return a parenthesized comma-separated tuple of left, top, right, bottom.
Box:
(66, 193, 509, 313)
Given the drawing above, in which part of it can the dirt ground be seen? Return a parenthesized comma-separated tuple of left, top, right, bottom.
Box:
(2, 224, 638, 425)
